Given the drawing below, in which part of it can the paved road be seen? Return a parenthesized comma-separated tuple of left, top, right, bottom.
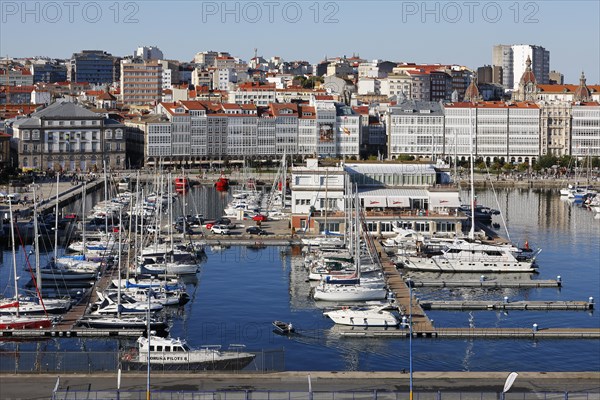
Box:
(1, 372, 599, 399)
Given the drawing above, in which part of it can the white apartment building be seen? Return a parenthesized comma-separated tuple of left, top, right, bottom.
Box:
(145, 100, 363, 165)
(272, 103, 300, 155)
(227, 115, 258, 157)
(228, 87, 276, 106)
(387, 101, 444, 160)
(444, 101, 540, 164)
(572, 102, 600, 157)
(358, 61, 382, 78)
(214, 68, 236, 91)
(297, 105, 317, 156)
(336, 105, 361, 158)
(315, 102, 337, 156)
(357, 78, 381, 95)
(134, 46, 164, 61)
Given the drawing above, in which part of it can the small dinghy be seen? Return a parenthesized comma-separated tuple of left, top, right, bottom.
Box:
(272, 320, 295, 335)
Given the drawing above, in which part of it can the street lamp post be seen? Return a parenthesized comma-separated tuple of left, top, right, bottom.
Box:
(408, 279, 413, 400)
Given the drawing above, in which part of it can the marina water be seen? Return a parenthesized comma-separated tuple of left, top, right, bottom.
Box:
(1, 186, 598, 372)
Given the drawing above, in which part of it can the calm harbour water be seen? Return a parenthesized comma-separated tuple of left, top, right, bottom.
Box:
(1, 186, 599, 372)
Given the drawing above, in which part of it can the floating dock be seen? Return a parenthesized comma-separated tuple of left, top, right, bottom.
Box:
(407, 279, 562, 288)
(420, 300, 594, 311)
(332, 326, 600, 339)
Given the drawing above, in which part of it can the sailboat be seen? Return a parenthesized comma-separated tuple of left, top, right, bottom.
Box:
(78, 207, 168, 333)
(313, 189, 388, 302)
(400, 114, 541, 273)
(0, 198, 52, 329)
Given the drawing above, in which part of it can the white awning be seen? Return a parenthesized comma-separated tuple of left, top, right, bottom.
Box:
(387, 196, 410, 208)
(363, 196, 387, 208)
(428, 192, 461, 208)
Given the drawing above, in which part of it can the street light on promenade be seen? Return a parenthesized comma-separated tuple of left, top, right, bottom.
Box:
(408, 279, 413, 400)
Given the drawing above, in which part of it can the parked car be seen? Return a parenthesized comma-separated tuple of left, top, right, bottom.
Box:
(246, 226, 267, 235)
(252, 214, 268, 222)
(214, 218, 235, 228)
(211, 225, 230, 235)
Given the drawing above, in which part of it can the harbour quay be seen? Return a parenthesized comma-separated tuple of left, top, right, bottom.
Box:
(1, 371, 600, 399)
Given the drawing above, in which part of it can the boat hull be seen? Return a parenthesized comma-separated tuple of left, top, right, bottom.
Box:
(324, 310, 400, 327)
(400, 257, 536, 273)
(313, 286, 388, 302)
(122, 354, 255, 371)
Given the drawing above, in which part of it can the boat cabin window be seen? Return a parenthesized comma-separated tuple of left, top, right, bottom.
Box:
(485, 251, 503, 256)
(156, 345, 163, 351)
(149, 345, 155, 351)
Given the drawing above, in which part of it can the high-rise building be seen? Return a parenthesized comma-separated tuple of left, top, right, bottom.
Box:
(69, 50, 118, 84)
(120, 60, 163, 105)
(492, 44, 513, 89)
(512, 45, 550, 89)
(493, 44, 550, 90)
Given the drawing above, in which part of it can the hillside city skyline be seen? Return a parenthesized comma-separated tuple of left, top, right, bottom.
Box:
(1, 1, 598, 84)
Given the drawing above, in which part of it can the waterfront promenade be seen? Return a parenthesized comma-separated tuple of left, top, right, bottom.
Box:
(1, 371, 599, 399)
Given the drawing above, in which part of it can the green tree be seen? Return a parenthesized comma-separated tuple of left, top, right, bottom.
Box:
(517, 162, 529, 172)
(503, 163, 515, 172)
(558, 155, 573, 168)
(534, 155, 557, 170)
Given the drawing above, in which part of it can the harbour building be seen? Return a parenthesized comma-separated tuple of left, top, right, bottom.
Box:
(290, 159, 463, 237)
(11, 102, 126, 171)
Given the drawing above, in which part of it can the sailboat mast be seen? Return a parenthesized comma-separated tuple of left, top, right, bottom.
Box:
(82, 181, 86, 259)
(33, 186, 41, 296)
(54, 174, 59, 260)
(8, 197, 19, 316)
(117, 207, 122, 319)
(281, 152, 286, 209)
(355, 186, 360, 279)
(169, 172, 174, 258)
(324, 168, 328, 235)
(182, 167, 186, 242)
(469, 108, 476, 241)
(104, 160, 108, 238)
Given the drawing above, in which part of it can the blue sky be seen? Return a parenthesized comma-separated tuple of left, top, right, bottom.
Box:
(1, 0, 599, 84)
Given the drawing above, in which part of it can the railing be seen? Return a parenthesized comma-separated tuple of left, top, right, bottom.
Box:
(51, 390, 600, 400)
(0, 348, 284, 374)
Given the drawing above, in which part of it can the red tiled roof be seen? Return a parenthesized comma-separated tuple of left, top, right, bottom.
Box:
(352, 106, 369, 115)
(0, 85, 35, 93)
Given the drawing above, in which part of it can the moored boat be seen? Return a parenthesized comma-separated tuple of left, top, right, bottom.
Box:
(121, 335, 255, 371)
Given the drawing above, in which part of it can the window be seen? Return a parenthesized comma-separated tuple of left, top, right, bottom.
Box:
(32, 130, 40, 140)
(22, 131, 30, 140)
(105, 130, 112, 139)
